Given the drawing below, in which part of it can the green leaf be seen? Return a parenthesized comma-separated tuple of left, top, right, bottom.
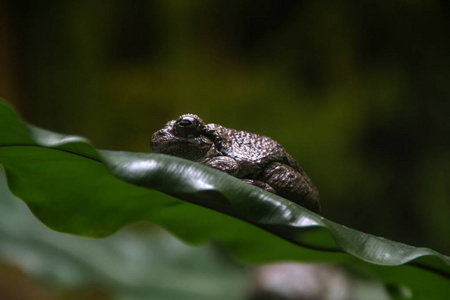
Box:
(0, 99, 449, 299)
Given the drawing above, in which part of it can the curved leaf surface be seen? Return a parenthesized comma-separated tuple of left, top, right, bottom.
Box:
(0, 100, 449, 298)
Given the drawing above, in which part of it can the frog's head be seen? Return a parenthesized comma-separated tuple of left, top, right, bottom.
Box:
(150, 114, 214, 161)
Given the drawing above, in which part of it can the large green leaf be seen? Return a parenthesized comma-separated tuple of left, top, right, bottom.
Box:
(0, 100, 449, 298)
(0, 170, 390, 300)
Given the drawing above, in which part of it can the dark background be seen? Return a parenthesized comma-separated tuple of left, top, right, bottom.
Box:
(1, 0, 449, 263)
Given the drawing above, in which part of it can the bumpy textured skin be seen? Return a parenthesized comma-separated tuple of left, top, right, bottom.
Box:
(151, 114, 320, 213)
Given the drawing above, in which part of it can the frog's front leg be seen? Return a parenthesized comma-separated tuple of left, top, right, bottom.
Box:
(204, 157, 276, 193)
(203, 156, 239, 176)
(263, 162, 321, 213)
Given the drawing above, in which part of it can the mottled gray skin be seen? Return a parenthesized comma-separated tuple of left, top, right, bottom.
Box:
(150, 114, 320, 213)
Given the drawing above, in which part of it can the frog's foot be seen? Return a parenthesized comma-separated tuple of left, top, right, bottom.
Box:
(263, 162, 321, 213)
(241, 179, 276, 194)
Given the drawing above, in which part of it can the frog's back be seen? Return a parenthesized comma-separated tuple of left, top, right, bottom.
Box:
(206, 124, 294, 168)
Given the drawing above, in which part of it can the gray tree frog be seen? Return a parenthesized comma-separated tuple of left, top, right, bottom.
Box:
(151, 114, 320, 213)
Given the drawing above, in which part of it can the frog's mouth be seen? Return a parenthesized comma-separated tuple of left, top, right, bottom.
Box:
(150, 129, 176, 151)
(150, 129, 213, 161)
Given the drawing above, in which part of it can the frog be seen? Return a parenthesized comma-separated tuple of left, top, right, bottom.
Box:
(150, 114, 320, 213)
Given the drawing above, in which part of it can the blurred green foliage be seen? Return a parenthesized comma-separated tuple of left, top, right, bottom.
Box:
(0, 0, 449, 269)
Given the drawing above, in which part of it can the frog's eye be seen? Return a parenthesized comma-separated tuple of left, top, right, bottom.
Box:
(179, 119, 193, 127)
(174, 116, 202, 138)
